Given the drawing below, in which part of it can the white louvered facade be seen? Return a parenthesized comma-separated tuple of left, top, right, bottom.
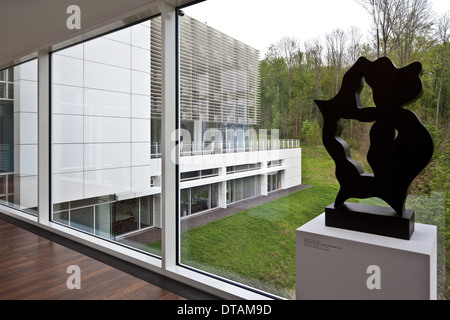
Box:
(150, 15, 260, 125)
(150, 17, 162, 118)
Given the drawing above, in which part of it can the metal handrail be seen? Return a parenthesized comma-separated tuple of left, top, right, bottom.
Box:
(150, 140, 300, 158)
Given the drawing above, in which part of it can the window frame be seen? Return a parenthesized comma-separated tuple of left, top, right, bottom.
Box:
(0, 2, 273, 300)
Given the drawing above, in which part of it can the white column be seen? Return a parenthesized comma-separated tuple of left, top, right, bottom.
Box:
(37, 51, 50, 224)
(193, 120, 202, 152)
(260, 161, 268, 196)
(160, 2, 177, 269)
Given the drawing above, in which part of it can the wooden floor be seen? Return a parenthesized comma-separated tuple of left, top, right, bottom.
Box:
(0, 215, 215, 300)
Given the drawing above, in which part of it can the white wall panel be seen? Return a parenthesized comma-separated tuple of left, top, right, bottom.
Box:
(52, 55, 84, 87)
(132, 46, 151, 72)
(18, 145, 38, 176)
(132, 118, 150, 142)
(132, 166, 151, 190)
(84, 167, 131, 198)
(132, 70, 150, 95)
(52, 172, 84, 203)
(52, 114, 83, 144)
(132, 24, 151, 49)
(17, 113, 38, 145)
(52, 85, 84, 115)
(131, 94, 151, 119)
(54, 44, 84, 59)
(84, 116, 131, 143)
(84, 37, 131, 69)
(16, 81, 38, 113)
(104, 28, 131, 44)
(84, 143, 131, 170)
(18, 176, 38, 209)
(84, 89, 131, 118)
(52, 144, 83, 174)
(84, 61, 130, 93)
(132, 142, 151, 166)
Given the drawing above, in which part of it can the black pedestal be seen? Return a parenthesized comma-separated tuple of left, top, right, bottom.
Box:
(325, 202, 415, 240)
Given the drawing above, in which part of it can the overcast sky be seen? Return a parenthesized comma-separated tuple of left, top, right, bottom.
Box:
(183, 0, 450, 58)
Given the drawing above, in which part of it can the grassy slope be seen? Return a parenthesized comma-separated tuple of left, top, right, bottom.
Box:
(180, 145, 339, 298)
(147, 144, 447, 299)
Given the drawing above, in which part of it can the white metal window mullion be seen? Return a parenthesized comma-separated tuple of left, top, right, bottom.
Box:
(160, 3, 178, 270)
(37, 50, 50, 225)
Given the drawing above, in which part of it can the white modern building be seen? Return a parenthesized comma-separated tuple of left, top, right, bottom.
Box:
(0, 0, 301, 300)
(1, 14, 301, 243)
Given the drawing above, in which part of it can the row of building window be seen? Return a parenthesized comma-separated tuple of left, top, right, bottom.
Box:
(53, 194, 155, 239)
(49, 170, 283, 238)
(180, 163, 265, 182)
(181, 184, 219, 218)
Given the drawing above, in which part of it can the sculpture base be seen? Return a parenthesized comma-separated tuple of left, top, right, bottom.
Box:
(296, 214, 437, 300)
(325, 202, 414, 240)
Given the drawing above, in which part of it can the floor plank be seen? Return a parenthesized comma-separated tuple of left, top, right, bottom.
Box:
(0, 218, 186, 300)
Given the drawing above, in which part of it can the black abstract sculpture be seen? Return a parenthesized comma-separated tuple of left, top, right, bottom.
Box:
(315, 57, 434, 240)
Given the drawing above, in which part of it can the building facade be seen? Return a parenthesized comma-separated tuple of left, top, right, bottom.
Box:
(1, 15, 301, 252)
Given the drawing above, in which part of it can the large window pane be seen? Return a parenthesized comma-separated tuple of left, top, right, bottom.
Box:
(178, 1, 304, 298)
(0, 60, 38, 215)
(191, 185, 210, 214)
(51, 17, 162, 257)
(71, 207, 94, 233)
(178, 0, 447, 300)
(175, 0, 308, 299)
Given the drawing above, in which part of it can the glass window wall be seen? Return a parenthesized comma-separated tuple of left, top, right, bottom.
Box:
(180, 184, 219, 218)
(178, 1, 301, 299)
(51, 17, 162, 257)
(2, 0, 444, 301)
(0, 60, 38, 215)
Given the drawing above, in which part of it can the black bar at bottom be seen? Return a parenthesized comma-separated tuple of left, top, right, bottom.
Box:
(325, 202, 415, 240)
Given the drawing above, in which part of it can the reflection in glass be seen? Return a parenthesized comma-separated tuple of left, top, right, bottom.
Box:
(71, 207, 94, 233)
(51, 17, 162, 257)
(178, 2, 303, 299)
(95, 203, 113, 238)
(140, 196, 153, 228)
(0, 60, 38, 215)
(191, 185, 210, 214)
(181, 189, 190, 217)
(114, 198, 139, 235)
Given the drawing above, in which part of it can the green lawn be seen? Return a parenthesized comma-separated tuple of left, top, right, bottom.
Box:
(180, 184, 336, 298)
(179, 145, 339, 299)
(146, 144, 447, 299)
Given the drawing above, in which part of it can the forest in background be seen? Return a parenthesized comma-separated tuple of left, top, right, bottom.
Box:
(259, 0, 449, 197)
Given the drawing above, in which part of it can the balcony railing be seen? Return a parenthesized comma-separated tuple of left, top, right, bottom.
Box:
(150, 139, 300, 158)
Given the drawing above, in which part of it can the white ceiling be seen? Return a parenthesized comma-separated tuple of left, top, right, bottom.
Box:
(0, 0, 196, 69)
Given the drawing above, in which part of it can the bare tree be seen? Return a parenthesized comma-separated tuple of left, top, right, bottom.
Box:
(274, 36, 301, 102)
(356, 0, 407, 58)
(435, 12, 450, 127)
(272, 36, 302, 137)
(344, 27, 364, 140)
(393, 0, 434, 66)
(305, 38, 323, 120)
(347, 26, 363, 65)
(326, 29, 347, 95)
(305, 39, 323, 97)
